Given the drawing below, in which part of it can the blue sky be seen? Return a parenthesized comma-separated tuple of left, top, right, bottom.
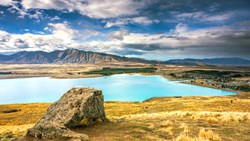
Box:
(0, 0, 250, 60)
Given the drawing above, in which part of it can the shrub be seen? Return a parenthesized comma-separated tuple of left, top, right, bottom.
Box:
(157, 126, 173, 136)
(206, 117, 218, 124)
(198, 128, 222, 141)
(174, 133, 207, 141)
(160, 120, 173, 127)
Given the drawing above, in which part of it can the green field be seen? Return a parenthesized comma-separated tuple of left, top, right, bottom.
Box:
(86, 67, 157, 75)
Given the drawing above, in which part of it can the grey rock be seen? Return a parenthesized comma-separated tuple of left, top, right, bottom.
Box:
(27, 87, 106, 140)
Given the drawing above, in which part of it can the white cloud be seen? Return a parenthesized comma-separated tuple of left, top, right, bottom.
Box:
(0, 0, 16, 6)
(28, 10, 43, 20)
(6, 2, 27, 18)
(0, 22, 249, 59)
(0, 30, 9, 43)
(108, 30, 129, 40)
(173, 23, 188, 34)
(0, 22, 236, 52)
(175, 11, 233, 22)
(204, 13, 232, 22)
(51, 16, 60, 21)
(84, 24, 249, 57)
(105, 17, 157, 28)
(3, 1, 44, 21)
(0, 22, 100, 53)
(75, 0, 144, 18)
(21, 0, 74, 11)
(105, 19, 127, 28)
(131, 17, 157, 25)
(46, 23, 75, 40)
(2, 0, 143, 19)
(21, 0, 144, 19)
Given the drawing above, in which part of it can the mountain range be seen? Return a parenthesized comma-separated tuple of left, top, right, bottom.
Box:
(0, 49, 249, 66)
(167, 58, 250, 66)
(0, 49, 158, 64)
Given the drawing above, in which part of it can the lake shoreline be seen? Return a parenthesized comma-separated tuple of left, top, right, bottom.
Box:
(0, 64, 248, 105)
(0, 73, 237, 104)
(0, 71, 242, 90)
(1, 92, 247, 106)
(0, 73, 245, 94)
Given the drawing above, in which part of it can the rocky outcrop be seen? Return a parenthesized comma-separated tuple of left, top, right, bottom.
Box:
(27, 87, 106, 140)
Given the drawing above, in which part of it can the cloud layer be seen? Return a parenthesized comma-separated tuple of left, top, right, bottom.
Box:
(21, 0, 144, 18)
(0, 0, 249, 59)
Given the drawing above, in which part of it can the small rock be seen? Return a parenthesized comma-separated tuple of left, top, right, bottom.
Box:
(5, 133, 14, 138)
(116, 118, 126, 123)
(62, 130, 89, 140)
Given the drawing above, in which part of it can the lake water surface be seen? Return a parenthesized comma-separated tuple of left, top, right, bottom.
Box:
(0, 74, 236, 104)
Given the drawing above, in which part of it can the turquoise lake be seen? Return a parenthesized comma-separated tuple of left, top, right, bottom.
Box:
(0, 74, 236, 104)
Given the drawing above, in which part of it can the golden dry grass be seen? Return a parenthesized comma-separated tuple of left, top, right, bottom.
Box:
(198, 128, 222, 141)
(0, 103, 49, 126)
(0, 124, 34, 136)
(0, 94, 250, 140)
(174, 128, 222, 141)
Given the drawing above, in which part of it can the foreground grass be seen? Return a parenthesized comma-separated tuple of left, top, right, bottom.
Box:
(0, 94, 250, 140)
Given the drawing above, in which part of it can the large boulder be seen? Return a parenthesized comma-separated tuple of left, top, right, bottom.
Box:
(27, 87, 106, 140)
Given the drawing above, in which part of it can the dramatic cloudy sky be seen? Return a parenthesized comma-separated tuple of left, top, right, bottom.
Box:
(0, 0, 250, 60)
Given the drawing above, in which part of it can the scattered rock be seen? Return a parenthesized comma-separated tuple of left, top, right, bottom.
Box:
(5, 133, 14, 138)
(116, 118, 126, 123)
(1, 109, 20, 113)
(27, 87, 107, 140)
(61, 130, 89, 141)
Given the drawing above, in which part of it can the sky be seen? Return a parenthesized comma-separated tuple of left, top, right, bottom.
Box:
(0, 0, 250, 60)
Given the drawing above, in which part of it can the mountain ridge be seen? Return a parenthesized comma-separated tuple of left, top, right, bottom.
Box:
(0, 49, 159, 64)
(0, 49, 249, 66)
(167, 57, 250, 66)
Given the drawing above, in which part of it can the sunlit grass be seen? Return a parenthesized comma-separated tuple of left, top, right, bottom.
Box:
(0, 94, 249, 140)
